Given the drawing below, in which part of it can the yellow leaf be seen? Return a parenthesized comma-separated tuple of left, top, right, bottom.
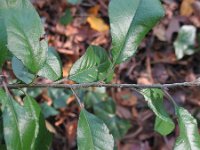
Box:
(87, 16, 109, 32)
(180, 0, 195, 16)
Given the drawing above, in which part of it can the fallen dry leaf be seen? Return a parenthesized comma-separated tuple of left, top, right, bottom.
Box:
(86, 4, 109, 32)
(165, 17, 180, 42)
(87, 16, 109, 32)
(192, 1, 200, 17)
(180, 0, 195, 16)
(137, 75, 153, 85)
(116, 106, 133, 119)
(88, 5, 100, 16)
(153, 23, 167, 41)
(46, 121, 57, 134)
(62, 61, 73, 77)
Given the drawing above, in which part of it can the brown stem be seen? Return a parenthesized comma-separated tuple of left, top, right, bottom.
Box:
(0, 80, 200, 89)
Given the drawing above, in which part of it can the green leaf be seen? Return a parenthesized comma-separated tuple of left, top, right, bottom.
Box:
(0, 106, 6, 150)
(84, 92, 104, 109)
(12, 47, 62, 83)
(0, 88, 8, 110)
(26, 89, 42, 98)
(0, 89, 52, 150)
(38, 47, 62, 81)
(0, 0, 48, 73)
(93, 99, 131, 139)
(60, 9, 73, 26)
(0, 18, 9, 69)
(40, 102, 59, 118)
(174, 25, 197, 60)
(48, 88, 71, 109)
(108, 117, 131, 140)
(109, 0, 164, 64)
(77, 109, 114, 150)
(12, 56, 36, 84)
(0, 110, 4, 145)
(23, 96, 52, 150)
(0, 145, 6, 150)
(154, 116, 175, 136)
(94, 98, 116, 115)
(69, 46, 111, 83)
(67, 0, 82, 5)
(141, 89, 175, 135)
(174, 107, 200, 150)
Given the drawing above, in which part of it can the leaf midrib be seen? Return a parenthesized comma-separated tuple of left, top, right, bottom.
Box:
(179, 111, 195, 150)
(6, 96, 23, 149)
(26, 97, 39, 149)
(70, 58, 110, 78)
(45, 63, 60, 78)
(82, 111, 95, 150)
(114, 0, 142, 64)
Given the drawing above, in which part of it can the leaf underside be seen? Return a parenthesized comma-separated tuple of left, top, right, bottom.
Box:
(141, 89, 175, 135)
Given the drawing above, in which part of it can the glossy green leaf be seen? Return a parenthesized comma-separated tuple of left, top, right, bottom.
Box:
(77, 109, 114, 150)
(93, 99, 131, 139)
(38, 47, 62, 81)
(60, 9, 73, 26)
(67, 0, 82, 5)
(174, 25, 197, 60)
(174, 107, 200, 150)
(69, 46, 111, 83)
(109, 0, 164, 64)
(0, 0, 48, 73)
(0, 89, 52, 150)
(141, 89, 175, 135)
(12, 56, 36, 84)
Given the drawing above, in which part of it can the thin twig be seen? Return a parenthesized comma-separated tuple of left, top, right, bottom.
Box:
(70, 88, 84, 109)
(0, 80, 200, 89)
(163, 89, 178, 112)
